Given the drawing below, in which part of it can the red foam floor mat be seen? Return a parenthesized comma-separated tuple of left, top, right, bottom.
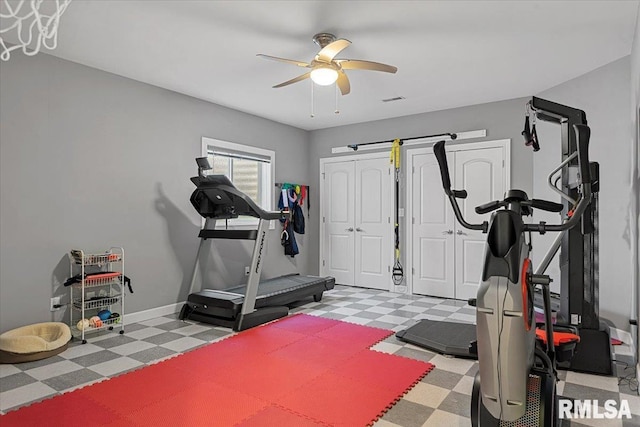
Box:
(237, 405, 328, 427)
(1, 314, 434, 426)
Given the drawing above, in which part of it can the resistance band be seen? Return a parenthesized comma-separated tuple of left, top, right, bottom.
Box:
(390, 139, 404, 285)
(522, 104, 540, 151)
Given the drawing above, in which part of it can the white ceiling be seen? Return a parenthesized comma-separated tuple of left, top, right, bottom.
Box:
(11, 0, 640, 130)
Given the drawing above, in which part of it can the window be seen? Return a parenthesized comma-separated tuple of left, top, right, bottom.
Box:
(201, 137, 275, 228)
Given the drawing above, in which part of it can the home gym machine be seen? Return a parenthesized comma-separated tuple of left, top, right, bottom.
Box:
(178, 157, 335, 331)
(527, 97, 610, 375)
(432, 120, 593, 425)
(396, 97, 612, 376)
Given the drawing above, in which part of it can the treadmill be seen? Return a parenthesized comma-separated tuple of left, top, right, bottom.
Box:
(178, 157, 335, 331)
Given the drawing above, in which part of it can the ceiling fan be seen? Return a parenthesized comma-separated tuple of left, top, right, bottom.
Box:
(257, 33, 397, 95)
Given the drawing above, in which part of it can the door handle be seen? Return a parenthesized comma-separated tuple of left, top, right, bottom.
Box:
(456, 230, 467, 235)
(346, 227, 354, 232)
(356, 227, 363, 232)
(442, 230, 453, 235)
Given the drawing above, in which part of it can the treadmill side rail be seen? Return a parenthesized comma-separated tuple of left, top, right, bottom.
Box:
(241, 219, 268, 317)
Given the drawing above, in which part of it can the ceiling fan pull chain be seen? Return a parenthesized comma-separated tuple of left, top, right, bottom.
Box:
(310, 80, 315, 118)
(335, 83, 340, 114)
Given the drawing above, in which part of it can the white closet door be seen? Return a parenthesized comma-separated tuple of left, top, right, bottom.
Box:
(454, 147, 505, 300)
(322, 162, 355, 285)
(354, 158, 392, 290)
(411, 152, 456, 298)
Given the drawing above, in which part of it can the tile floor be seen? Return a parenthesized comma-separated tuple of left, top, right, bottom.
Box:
(1, 285, 638, 426)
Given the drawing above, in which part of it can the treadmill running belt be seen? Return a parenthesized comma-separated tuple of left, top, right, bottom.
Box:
(181, 274, 335, 329)
(226, 275, 324, 298)
(396, 319, 478, 359)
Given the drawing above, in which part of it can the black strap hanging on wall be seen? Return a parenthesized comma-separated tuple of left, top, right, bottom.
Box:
(390, 139, 404, 286)
(522, 103, 540, 152)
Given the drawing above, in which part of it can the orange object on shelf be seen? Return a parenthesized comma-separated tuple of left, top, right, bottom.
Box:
(84, 272, 121, 282)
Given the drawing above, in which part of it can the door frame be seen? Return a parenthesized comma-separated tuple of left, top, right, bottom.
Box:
(319, 152, 395, 290)
(405, 139, 511, 296)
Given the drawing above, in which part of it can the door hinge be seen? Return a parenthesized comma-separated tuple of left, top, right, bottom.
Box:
(412, 166, 415, 173)
(412, 217, 415, 224)
(322, 172, 325, 179)
(388, 217, 391, 223)
(412, 267, 415, 275)
(388, 266, 390, 272)
(322, 216, 325, 223)
(322, 260, 325, 266)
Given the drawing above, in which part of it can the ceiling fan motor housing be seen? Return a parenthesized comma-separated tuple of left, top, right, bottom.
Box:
(312, 33, 337, 49)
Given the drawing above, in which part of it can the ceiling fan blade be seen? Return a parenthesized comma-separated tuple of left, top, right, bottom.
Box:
(336, 71, 351, 95)
(316, 39, 351, 63)
(273, 72, 311, 88)
(336, 59, 397, 73)
(257, 54, 310, 68)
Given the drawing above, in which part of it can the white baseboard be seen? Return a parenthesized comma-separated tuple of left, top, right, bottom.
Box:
(124, 302, 184, 324)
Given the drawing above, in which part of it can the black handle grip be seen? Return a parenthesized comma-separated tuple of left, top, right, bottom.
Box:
(522, 116, 533, 146)
(529, 199, 563, 213)
(433, 140, 452, 195)
(573, 124, 591, 187)
(452, 190, 468, 199)
(123, 275, 134, 294)
(475, 200, 502, 215)
(531, 124, 540, 152)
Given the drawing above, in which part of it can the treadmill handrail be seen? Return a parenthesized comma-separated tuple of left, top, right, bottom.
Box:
(199, 229, 259, 240)
(191, 175, 287, 221)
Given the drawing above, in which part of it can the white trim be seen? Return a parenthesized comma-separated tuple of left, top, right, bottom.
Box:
(319, 151, 392, 279)
(319, 160, 326, 277)
(321, 150, 393, 163)
(404, 139, 511, 295)
(202, 137, 275, 160)
(200, 137, 276, 229)
(124, 302, 183, 324)
(331, 129, 487, 154)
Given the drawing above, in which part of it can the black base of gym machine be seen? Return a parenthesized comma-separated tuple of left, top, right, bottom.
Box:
(471, 365, 560, 427)
(396, 319, 478, 359)
(396, 319, 614, 375)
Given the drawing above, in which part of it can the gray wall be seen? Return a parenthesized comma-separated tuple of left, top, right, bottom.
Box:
(533, 57, 632, 331)
(308, 98, 534, 278)
(0, 52, 310, 333)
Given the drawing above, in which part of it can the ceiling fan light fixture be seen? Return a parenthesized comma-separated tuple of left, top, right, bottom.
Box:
(310, 67, 338, 86)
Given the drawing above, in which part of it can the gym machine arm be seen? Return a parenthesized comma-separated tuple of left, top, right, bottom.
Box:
(431, 123, 592, 236)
